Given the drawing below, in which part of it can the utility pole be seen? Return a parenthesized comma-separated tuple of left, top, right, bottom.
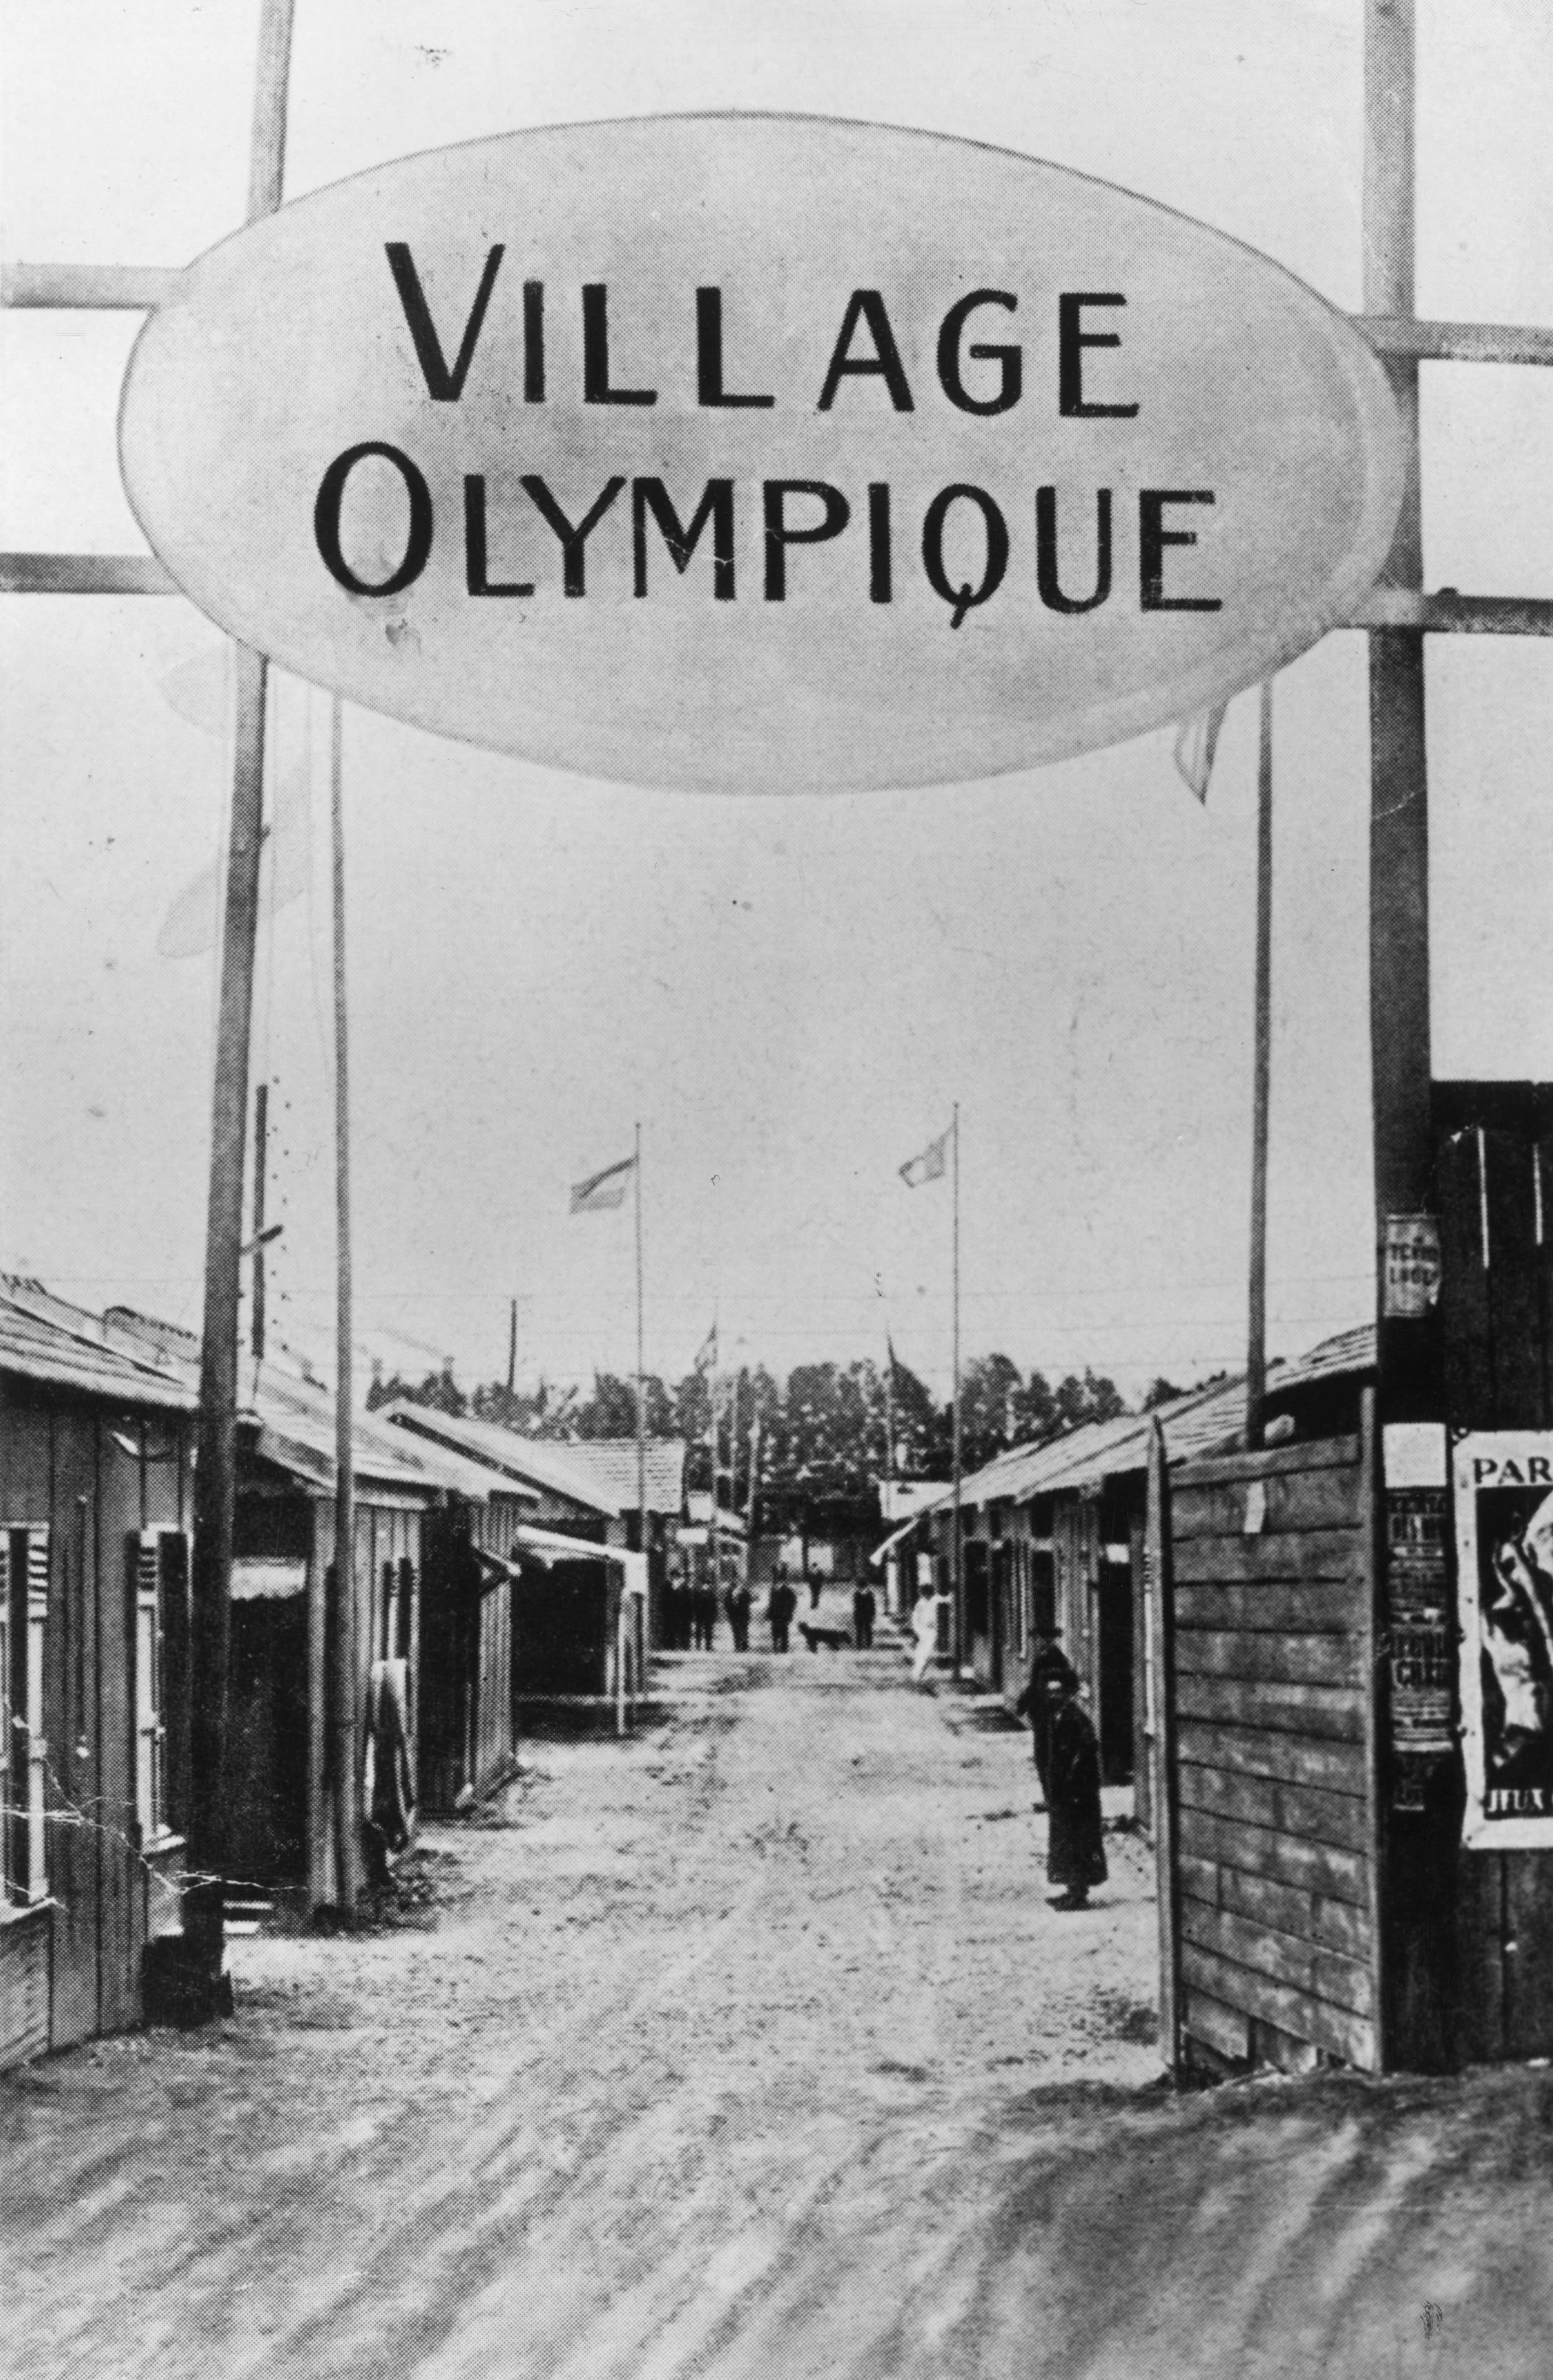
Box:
(185, 0, 296, 2004)
(328, 695, 361, 1914)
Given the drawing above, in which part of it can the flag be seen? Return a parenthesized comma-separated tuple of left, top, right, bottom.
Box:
(899, 1127, 951, 1188)
(1173, 701, 1229, 803)
(569, 1154, 634, 1213)
(693, 1322, 718, 1374)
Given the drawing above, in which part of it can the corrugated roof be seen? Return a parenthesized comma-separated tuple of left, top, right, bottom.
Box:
(0, 1286, 196, 1413)
(377, 1404, 622, 1517)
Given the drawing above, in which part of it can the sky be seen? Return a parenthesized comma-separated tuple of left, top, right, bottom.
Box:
(3, 0, 1553, 1410)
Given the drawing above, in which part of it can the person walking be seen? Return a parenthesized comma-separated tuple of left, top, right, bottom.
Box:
(806, 1569, 823, 1612)
(851, 1579, 876, 1650)
(909, 1586, 943, 1687)
(1041, 1669, 1107, 1911)
(768, 1574, 796, 1653)
(1014, 1635, 1080, 1809)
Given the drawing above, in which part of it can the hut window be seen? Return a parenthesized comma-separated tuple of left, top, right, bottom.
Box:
(3, 1527, 50, 1905)
(398, 1557, 415, 1662)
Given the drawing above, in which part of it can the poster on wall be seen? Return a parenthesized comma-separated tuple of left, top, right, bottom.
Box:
(1454, 1432, 1553, 1851)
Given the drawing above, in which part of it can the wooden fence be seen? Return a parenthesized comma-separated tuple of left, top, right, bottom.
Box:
(1153, 1404, 1383, 2075)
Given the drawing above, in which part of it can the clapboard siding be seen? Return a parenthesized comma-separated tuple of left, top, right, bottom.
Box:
(1174, 1672, 1367, 1741)
(1172, 1465, 1364, 1542)
(1176, 1630, 1365, 1689)
(1178, 1806, 1371, 1911)
(0, 1907, 51, 2072)
(1176, 1719, 1367, 1797)
(1182, 1942, 1374, 2069)
(1175, 1581, 1358, 1634)
(1168, 1426, 1380, 2076)
(1178, 1851, 1371, 1960)
(1178, 1760, 1370, 1854)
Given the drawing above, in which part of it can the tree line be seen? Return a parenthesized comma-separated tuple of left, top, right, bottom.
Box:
(366, 1350, 1140, 1537)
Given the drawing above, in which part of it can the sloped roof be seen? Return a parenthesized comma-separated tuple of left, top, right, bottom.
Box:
(0, 1281, 196, 1413)
(377, 1403, 621, 1517)
(908, 1320, 1378, 1525)
(559, 1437, 687, 1514)
(1268, 1323, 1374, 1395)
(96, 1306, 526, 1501)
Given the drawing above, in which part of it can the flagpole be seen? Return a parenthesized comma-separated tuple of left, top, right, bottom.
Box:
(952, 1102, 963, 1673)
(1246, 680, 1273, 1450)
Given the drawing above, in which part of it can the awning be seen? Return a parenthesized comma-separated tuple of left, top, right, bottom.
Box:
(870, 1510, 941, 1569)
(514, 1523, 625, 1570)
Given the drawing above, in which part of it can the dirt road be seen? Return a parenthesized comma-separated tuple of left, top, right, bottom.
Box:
(3, 1638, 1551, 2379)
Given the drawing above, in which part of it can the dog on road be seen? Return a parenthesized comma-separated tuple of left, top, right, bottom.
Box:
(798, 1622, 851, 1653)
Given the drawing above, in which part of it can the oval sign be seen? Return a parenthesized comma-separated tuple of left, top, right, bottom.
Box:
(120, 115, 1402, 794)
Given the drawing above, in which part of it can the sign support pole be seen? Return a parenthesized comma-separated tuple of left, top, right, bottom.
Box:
(1245, 680, 1273, 1449)
(1364, 0, 1455, 2072)
(185, 0, 296, 2000)
(329, 695, 361, 1912)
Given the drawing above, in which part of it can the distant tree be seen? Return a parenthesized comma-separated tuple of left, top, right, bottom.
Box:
(1142, 1375, 1185, 1411)
(564, 1371, 674, 1441)
(886, 1355, 951, 1479)
(470, 1376, 574, 1435)
(1051, 1368, 1126, 1431)
(369, 1364, 466, 1416)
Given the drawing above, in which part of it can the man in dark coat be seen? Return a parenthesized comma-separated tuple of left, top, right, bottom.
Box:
(768, 1575, 796, 1652)
(1014, 1636, 1080, 1807)
(851, 1580, 876, 1649)
(1041, 1671, 1107, 1910)
(725, 1579, 752, 1652)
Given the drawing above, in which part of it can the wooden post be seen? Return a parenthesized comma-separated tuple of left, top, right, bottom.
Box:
(1146, 1418, 1180, 2073)
(184, 0, 296, 2003)
(1366, 0, 1438, 1416)
(1245, 682, 1273, 1447)
(951, 1102, 963, 1671)
(329, 695, 361, 1912)
(1365, 0, 1454, 2070)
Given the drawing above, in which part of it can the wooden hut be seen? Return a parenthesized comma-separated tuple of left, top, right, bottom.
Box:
(0, 1282, 197, 2072)
(379, 1408, 654, 1715)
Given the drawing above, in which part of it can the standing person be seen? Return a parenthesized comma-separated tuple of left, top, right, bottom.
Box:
(851, 1579, 876, 1650)
(725, 1577, 752, 1652)
(806, 1568, 823, 1612)
(1041, 1670, 1107, 1911)
(665, 1570, 688, 1652)
(909, 1586, 943, 1687)
(768, 1573, 795, 1653)
(693, 1575, 717, 1651)
(1014, 1635, 1080, 1809)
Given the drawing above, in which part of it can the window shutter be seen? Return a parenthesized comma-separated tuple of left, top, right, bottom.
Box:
(134, 1530, 165, 1843)
(23, 1530, 48, 1899)
(0, 1538, 11, 1899)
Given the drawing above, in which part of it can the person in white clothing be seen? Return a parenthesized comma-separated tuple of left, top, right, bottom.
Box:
(910, 1589, 944, 1687)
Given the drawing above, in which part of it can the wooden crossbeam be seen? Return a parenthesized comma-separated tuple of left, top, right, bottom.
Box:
(0, 554, 175, 595)
(6, 554, 1549, 640)
(2, 262, 180, 310)
(1355, 315, 1553, 366)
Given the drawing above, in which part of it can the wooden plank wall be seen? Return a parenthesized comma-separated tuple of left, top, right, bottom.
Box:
(1170, 1428, 1381, 2074)
(1436, 1082, 1553, 2060)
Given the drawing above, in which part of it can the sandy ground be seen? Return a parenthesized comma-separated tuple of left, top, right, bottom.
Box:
(2, 1629, 1552, 2380)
